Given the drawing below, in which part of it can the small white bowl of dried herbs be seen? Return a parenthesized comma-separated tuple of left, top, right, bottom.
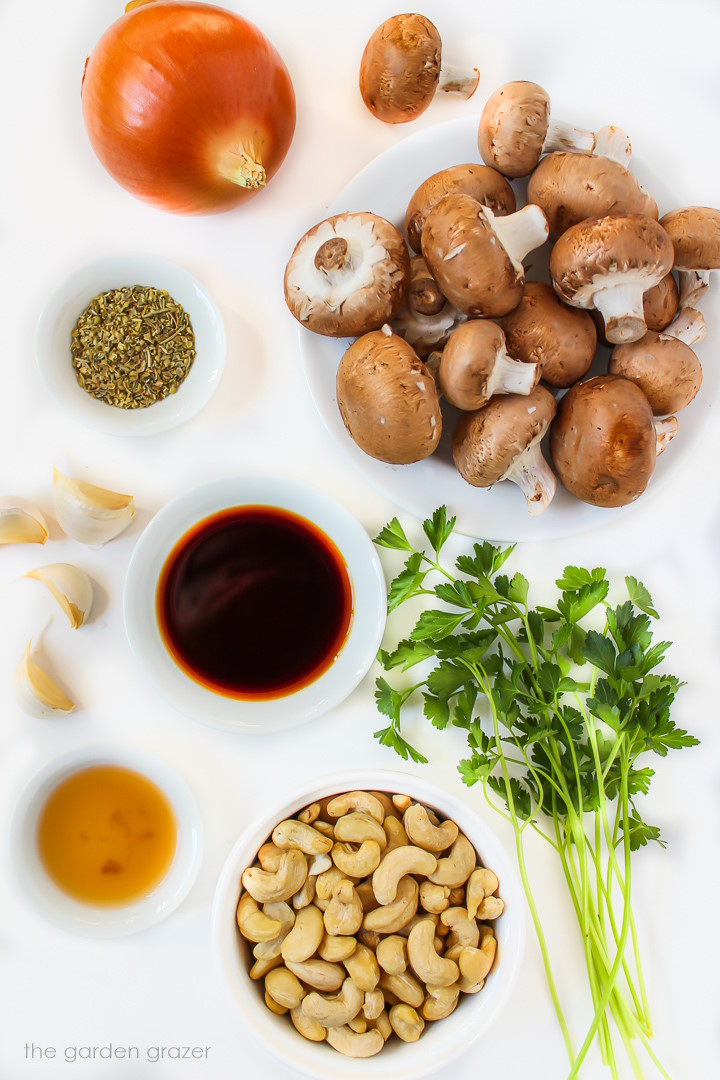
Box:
(36, 254, 226, 436)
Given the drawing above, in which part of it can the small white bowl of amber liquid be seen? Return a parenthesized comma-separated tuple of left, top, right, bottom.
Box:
(9, 746, 203, 937)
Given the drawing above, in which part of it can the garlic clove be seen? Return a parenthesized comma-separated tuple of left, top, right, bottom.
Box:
(0, 499, 49, 545)
(52, 468, 134, 546)
(14, 642, 75, 717)
(25, 563, 94, 629)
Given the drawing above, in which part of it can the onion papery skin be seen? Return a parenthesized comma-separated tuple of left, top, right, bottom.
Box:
(81, 1, 296, 215)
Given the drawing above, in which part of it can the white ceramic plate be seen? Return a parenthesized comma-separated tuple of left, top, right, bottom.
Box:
(123, 476, 387, 732)
(9, 746, 203, 938)
(212, 767, 525, 1080)
(36, 254, 226, 436)
(299, 115, 719, 540)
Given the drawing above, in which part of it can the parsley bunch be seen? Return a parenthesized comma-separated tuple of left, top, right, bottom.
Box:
(374, 507, 697, 1079)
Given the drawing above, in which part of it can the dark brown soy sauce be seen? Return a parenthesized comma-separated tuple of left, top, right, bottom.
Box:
(157, 506, 353, 699)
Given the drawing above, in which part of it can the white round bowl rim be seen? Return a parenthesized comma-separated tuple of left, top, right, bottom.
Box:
(211, 766, 526, 1080)
(9, 744, 204, 938)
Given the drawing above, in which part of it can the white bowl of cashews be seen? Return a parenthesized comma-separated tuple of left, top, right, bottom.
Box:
(212, 768, 525, 1079)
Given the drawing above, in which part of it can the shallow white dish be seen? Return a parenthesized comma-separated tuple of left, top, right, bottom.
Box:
(9, 745, 203, 938)
(123, 476, 387, 732)
(36, 254, 226, 436)
(299, 115, 718, 540)
(212, 767, 525, 1080)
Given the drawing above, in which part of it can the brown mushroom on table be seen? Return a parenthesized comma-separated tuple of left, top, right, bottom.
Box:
(549, 375, 678, 507)
(391, 257, 467, 357)
(608, 308, 706, 414)
(421, 196, 549, 317)
(642, 274, 679, 332)
(284, 212, 409, 338)
(405, 164, 515, 253)
(336, 325, 442, 464)
(549, 214, 674, 344)
(477, 81, 599, 179)
(452, 385, 558, 514)
(439, 321, 540, 410)
(527, 151, 657, 238)
(658, 206, 720, 307)
(499, 281, 597, 389)
(359, 14, 479, 124)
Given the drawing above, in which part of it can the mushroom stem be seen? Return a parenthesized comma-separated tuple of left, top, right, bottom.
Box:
(664, 307, 706, 346)
(409, 273, 445, 316)
(543, 118, 595, 156)
(437, 62, 480, 99)
(502, 434, 556, 515)
(592, 125, 632, 167)
(678, 269, 710, 308)
(483, 204, 549, 273)
(486, 353, 540, 398)
(593, 281, 647, 344)
(654, 416, 678, 456)
(315, 237, 350, 275)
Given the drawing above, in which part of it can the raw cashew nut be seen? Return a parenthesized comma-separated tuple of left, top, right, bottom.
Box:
(373, 846, 438, 905)
(243, 850, 308, 904)
(407, 919, 459, 987)
(404, 803, 459, 852)
(249, 955, 282, 980)
(476, 895, 505, 920)
(392, 794, 412, 813)
(348, 1015, 367, 1034)
(358, 928, 382, 950)
(441, 907, 480, 950)
(423, 983, 460, 1021)
(291, 876, 316, 910)
(265, 967, 306, 1010)
(356, 881, 380, 913)
(343, 943, 380, 992)
(301, 977, 364, 1027)
(378, 971, 425, 1009)
(325, 1025, 384, 1058)
(324, 880, 364, 936)
(265, 990, 287, 1015)
(281, 904, 325, 963)
(363, 876, 419, 933)
(285, 958, 345, 991)
(389, 1003, 424, 1042)
(298, 802, 321, 825)
(312, 820, 335, 839)
(236, 893, 282, 943)
(428, 834, 476, 888)
(318, 933, 357, 962)
(363, 989, 385, 1020)
(458, 936, 496, 984)
(383, 816, 409, 852)
(252, 902, 295, 960)
(397, 911, 438, 938)
(258, 843, 283, 871)
(308, 853, 332, 876)
(327, 791, 385, 824)
(290, 1007, 326, 1042)
(369, 1010, 392, 1041)
(466, 867, 500, 919)
(370, 790, 401, 820)
(272, 819, 334, 855)
(315, 866, 347, 910)
(334, 812, 388, 849)
(332, 840, 382, 878)
(419, 881, 451, 914)
(376, 935, 408, 976)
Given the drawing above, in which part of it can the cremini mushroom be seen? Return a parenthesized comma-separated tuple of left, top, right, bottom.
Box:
(373, 846, 438, 905)
(336, 326, 442, 464)
(284, 213, 409, 337)
(527, 152, 657, 237)
(452, 385, 558, 515)
(343, 943, 380, 992)
(242, 850, 308, 905)
(549, 375, 677, 507)
(359, 14, 478, 124)
(643, 274, 679, 332)
(236, 892, 283, 943)
(439, 320, 540, 410)
(285, 958, 346, 992)
(407, 919, 460, 987)
(422, 196, 549, 317)
(332, 841, 382, 879)
(499, 281, 597, 388)
(301, 977, 364, 1028)
(281, 904, 325, 964)
(423, 983, 460, 1021)
(477, 81, 596, 178)
(405, 164, 515, 253)
(658, 206, 720, 306)
(325, 1024, 385, 1058)
(363, 876, 419, 934)
(608, 308, 705, 414)
(389, 1003, 425, 1042)
(549, 214, 675, 344)
(403, 803, 459, 853)
(324, 880, 364, 936)
(272, 819, 334, 856)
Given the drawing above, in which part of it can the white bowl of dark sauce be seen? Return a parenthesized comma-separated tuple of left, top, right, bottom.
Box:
(123, 477, 387, 731)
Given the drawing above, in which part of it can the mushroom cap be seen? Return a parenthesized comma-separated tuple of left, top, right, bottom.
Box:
(527, 153, 658, 238)
(609, 332, 702, 414)
(658, 206, 720, 270)
(359, 14, 442, 124)
(284, 212, 409, 337)
(405, 164, 516, 253)
(549, 375, 657, 507)
(500, 281, 597, 389)
(642, 274, 679, 332)
(439, 321, 507, 409)
(549, 214, 674, 308)
(336, 329, 442, 464)
(421, 194, 523, 317)
(477, 81, 551, 178)
(452, 384, 557, 486)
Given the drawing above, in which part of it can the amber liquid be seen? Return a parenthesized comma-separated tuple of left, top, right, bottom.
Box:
(36, 765, 178, 906)
(156, 505, 353, 699)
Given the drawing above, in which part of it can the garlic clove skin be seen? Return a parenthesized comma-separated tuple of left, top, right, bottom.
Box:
(25, 564, 94, 629)
(14, 642, 75, 718)
(52, 468, 134, 546)
(0, 499, 49, 545)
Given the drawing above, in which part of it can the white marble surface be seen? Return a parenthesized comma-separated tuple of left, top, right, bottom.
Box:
(1, 2, 718, 1078)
